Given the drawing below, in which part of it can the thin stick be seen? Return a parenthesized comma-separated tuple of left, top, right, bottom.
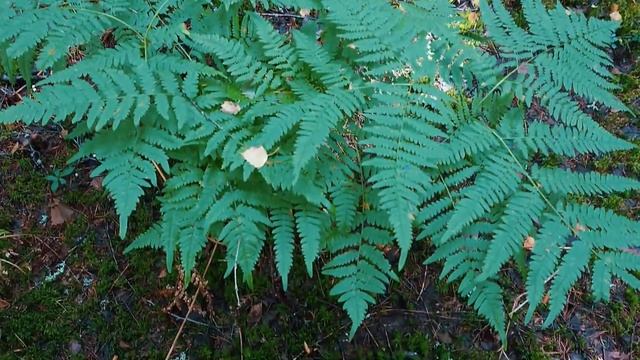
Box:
(152, 161, 168, 183)
(238, 325, 244, 360)
(233, 240, 241, 307)
(0, 258, 26, 275)
(164, 241, 219, 360)
(260, 12, 304, 19)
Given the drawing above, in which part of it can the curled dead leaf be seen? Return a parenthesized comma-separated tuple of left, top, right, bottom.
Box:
(610, 11, 622, 22)
(574, 223, 587, 233)
(303, 341, 312, 355)
(523, 235, 535, 251)
(0, 298, 9, 310)
(542, 293, 550, 305)
(517, 62, 529, 74)
(248, 302, 263, 325)
(50, 199, 75, 226)
(220, 100, 241, 115)
(299, 8, 311, 17)
(468, 12, 479, 24)
(241, 146, 268, 168)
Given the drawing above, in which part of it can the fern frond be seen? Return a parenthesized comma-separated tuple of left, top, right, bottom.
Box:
(532, 166, 640, 196)
(271, 207, 296, 290)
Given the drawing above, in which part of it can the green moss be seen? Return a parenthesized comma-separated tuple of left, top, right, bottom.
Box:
(0, 209, 12, 230)
(0, 285, 81, 358)
(3, 158, 48, 207)
(61, 188, 107, 208)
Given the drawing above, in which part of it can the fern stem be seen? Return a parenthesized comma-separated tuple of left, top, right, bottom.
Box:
(73, 8, 144, 42)
(486, 125, 572, 231)
(143, 0, 173, 62)
(479, 64, 521, 105)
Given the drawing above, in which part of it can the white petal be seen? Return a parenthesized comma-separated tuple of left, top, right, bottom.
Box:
(241, 146, 268, 169)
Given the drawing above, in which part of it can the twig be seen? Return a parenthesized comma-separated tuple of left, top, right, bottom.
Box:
(167, 313, 210, 328)
(260, 12, 304, 19)
(238, 325, 244, 360)
(152, 160, 168, 183)
(0, 258, 26, 275)
(164, 241, 219, 360)
(364, 324, 380, 348)
(233, 240, 241, 307)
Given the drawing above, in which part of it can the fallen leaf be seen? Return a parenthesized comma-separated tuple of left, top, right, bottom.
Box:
(50, 199, 75, 226)
(241, 146, 268, 169)
(574, 223, 587, 233)
(248, 302, 263, 324)
(10, 142, 20, 154)
(542, 293, 550, 305)
(468, 12, 479, 24)
(605, 351, 631, 360)
(610, 11, 622, 21)
(436, 331, 453, 344)
(303, 341, 312, 355)
(90, 176, 104, 190)
(180, 22, 190, 36)
(220, 100, 241, 115)
(0, 298, 9, 310)
(118, 340, 132, 349)
(517, 62, 529, 74)
(299, 8, 311, 17)
(523, 236, 535, 251)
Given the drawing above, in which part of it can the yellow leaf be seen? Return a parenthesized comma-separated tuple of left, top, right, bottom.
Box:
(220, 100, 241, 115)
(241, 146, 268, 169)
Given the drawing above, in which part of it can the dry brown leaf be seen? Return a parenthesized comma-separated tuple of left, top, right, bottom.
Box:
(158, 268, 167, 279)
(90, 176, 104, 190)
(248, 302, 263, 324)
(303, 341, 312, 354)
(241, 146, 268, 168)
(220, 100, 241, 115)
(50, 199, 75, 226)
(0, 298, 9, 310)
(10, 142, 20, 154)
(523, 236, 535, 251)
(542, 293, 550, 305)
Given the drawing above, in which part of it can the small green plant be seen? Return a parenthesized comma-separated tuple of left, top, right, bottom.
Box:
(45, 165, 74, 192)
(1, 0, 639, 343)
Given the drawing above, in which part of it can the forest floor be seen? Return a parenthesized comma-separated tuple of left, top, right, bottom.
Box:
(1, 1, 640, 359)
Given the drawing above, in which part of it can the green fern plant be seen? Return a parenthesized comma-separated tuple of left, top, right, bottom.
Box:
(1, 0, 638, 342)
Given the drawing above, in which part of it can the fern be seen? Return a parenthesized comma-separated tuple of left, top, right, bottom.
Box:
(1, 0, 639, 343)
